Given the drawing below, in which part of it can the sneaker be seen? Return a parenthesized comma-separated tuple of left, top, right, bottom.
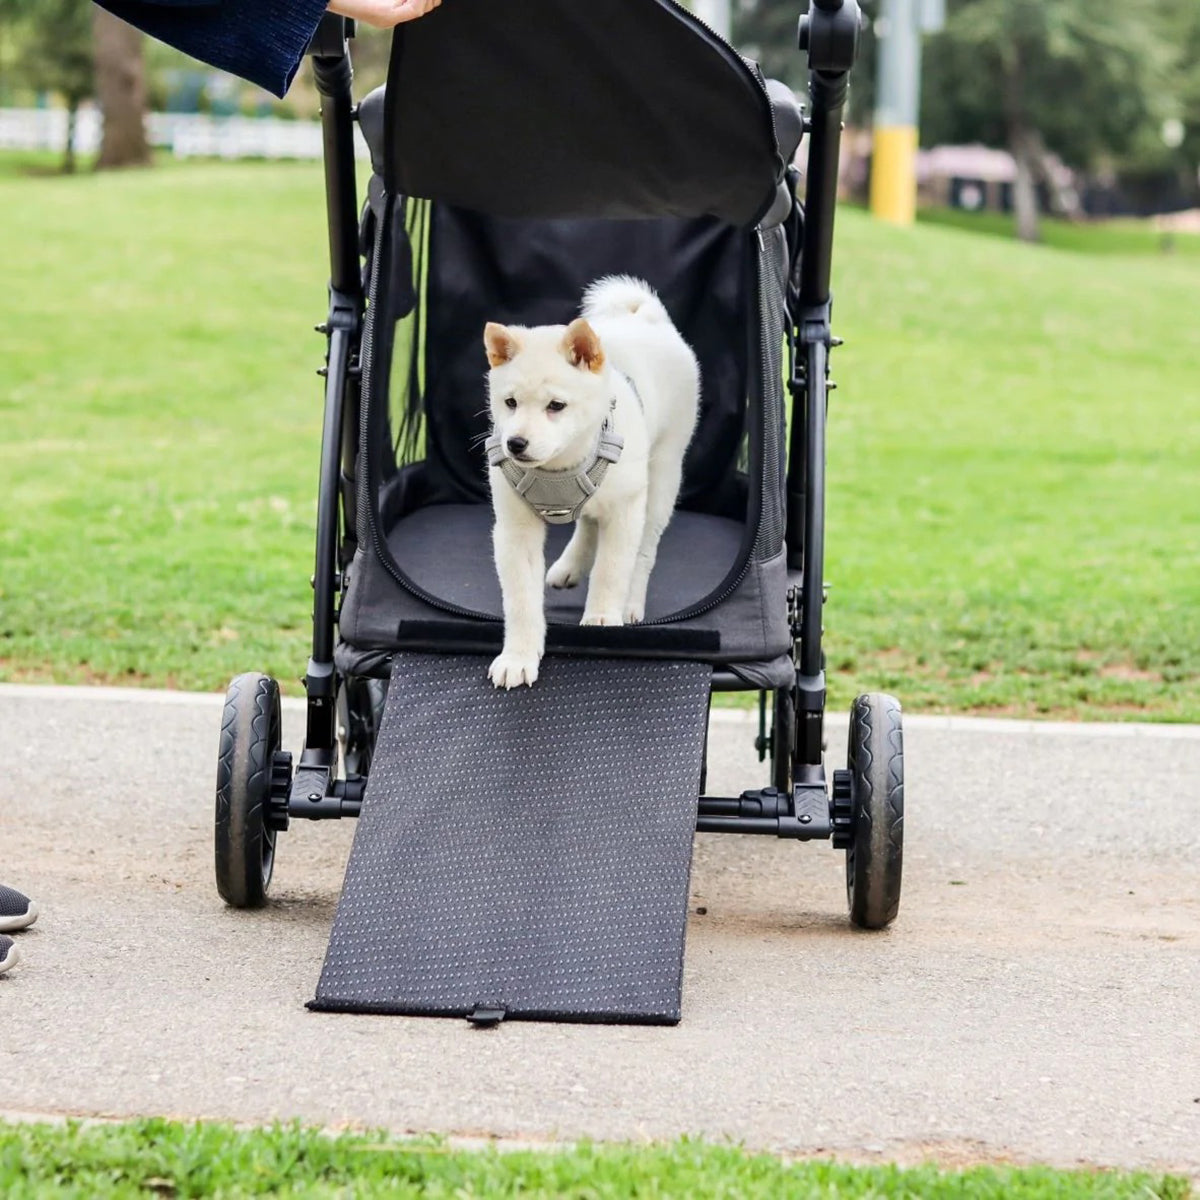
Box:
(0, 885, 38, 933)
(0, 935, 16, 974)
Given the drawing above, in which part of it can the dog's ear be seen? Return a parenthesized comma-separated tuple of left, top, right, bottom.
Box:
(484, 322, 521, 368)
(561, 318, 605, 374)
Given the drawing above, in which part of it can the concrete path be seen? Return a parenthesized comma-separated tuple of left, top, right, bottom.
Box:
(1, 683, 1198, 1176)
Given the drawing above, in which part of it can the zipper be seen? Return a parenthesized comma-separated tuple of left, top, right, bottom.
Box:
(644, 227, 772, 625)
(356, 200, 382, 558)
(362, 215, 776, 629)
(636, 3, 786, 624)
(359, 4, 784, 629)
(658, 0, 786, 192)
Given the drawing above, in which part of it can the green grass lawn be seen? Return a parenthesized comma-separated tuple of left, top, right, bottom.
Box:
(1, 1120, 1190, 1199)
(917, 205, 1200, 257)
(828, 208, 1199, 718)
(0, 161, 325, 692)
(0, 160, 1197, 718)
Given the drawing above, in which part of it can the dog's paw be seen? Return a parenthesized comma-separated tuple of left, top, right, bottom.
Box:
(581, 612, 624, 627)
(488, 652, 540, 689)
(546, 558, 582, 589)
(623, 603, 644, 625)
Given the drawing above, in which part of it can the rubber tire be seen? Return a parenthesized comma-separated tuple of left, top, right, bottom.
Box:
(846, 692, 904, 929)
(215, 673, 281, 908)
(771, 685, 796, 795)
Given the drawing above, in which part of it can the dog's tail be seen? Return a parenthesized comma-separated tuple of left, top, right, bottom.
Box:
(581, 275, 669, 324)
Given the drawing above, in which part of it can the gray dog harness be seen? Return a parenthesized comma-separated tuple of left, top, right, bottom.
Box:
(487, 372, 642, 524)
(486, 418, 625, 525)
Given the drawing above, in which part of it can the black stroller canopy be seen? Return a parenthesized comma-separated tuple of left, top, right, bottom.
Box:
(386, 0, 785, 224)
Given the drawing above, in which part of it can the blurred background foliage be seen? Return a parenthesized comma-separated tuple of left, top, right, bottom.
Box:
(738, 0, 1200, 214)
(0, 0, 1196, 218)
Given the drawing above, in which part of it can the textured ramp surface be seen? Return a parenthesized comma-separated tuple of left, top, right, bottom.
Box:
(311, 653, 711, 1024)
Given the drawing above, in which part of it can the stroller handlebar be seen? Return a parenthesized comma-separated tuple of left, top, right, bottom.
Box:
(308, 13, 355, 61)
(798, 0, 860, 75)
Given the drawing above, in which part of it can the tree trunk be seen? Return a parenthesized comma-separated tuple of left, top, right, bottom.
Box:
(63, 98, 78, 175)
(1002, 44, 1040, 244)
(93, 8, 151, 169)
(1009, 124, 1041, 243)
(1029, 128, 1079, 221)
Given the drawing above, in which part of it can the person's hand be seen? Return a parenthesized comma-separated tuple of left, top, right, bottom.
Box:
(327, 0, 443, 29)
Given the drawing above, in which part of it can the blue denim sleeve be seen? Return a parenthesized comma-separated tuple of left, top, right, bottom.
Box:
(93, 0, 332, 98)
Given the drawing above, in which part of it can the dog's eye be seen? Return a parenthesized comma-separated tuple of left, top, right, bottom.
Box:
(504, 397, 517, 410)
(546, 400, 566, 413)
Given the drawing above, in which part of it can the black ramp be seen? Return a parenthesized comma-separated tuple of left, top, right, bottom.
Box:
(311, 653, 711, 1024)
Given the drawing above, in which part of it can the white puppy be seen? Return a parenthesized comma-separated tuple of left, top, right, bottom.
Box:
(483, 276, 700, 688)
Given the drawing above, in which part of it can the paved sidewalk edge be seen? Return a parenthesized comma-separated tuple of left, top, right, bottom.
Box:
(1, 682, 1198, 739)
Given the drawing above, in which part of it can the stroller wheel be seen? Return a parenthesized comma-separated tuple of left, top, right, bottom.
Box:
(215, 673, 285, 908)
(845, 693, 904, 929)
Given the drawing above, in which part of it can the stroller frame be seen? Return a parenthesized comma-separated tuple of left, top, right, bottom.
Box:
(215, 0, 903, 931)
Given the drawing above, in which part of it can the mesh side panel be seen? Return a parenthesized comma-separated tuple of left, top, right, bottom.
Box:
(753, 224, 788, 561)
(358, 190, 427, 552)
(355, 203, 389, 551)
(390, 197, 429, 470)
(353, 191, 781, 627)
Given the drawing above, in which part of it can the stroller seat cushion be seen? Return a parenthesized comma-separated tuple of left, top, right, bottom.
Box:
(381, 502, 746, 624)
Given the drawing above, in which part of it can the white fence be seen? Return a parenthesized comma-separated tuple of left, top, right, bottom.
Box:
(0, 106, 372, 161)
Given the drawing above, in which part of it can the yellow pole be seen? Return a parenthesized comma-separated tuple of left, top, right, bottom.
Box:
(870, 0, 936, 226)
(870, 126, 918, 225)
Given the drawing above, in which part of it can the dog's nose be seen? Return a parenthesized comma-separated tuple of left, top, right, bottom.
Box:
(506, 437, 529, 457)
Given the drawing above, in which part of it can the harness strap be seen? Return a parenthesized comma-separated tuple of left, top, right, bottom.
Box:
(485, 418, 624, 524)
(485, 371, 640, 524)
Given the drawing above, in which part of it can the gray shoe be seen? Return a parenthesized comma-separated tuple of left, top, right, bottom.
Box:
(0, 885, 38, 933)
(0, 935, 16, 974)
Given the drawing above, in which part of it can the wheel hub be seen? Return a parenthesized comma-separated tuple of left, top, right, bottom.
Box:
(266, 750, 293, 832)
(830, 767, 853, 849)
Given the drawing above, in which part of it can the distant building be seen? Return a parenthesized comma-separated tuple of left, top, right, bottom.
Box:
(916, 144, 1073, 214)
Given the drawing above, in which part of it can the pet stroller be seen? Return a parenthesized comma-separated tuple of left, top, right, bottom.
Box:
(215, 0, 903, 1018)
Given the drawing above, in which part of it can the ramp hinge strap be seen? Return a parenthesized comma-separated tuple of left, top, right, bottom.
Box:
(467, 1006, 507, 1028)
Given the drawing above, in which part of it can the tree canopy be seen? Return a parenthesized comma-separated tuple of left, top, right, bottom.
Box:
(0, 0, 93, 170)
(0, 0, 93, 109)
(732, 0, 1197, 236)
